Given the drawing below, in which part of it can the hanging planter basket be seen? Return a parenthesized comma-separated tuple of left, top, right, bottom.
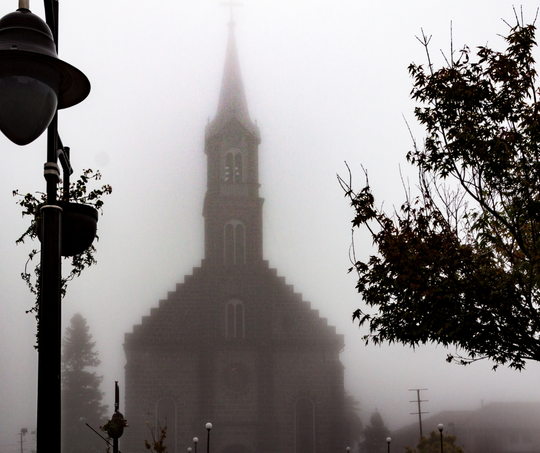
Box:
(38, 201, 98, 257)
(102, 412, 128, 439)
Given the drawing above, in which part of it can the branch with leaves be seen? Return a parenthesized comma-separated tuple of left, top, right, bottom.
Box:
(341, 14, 540, 370)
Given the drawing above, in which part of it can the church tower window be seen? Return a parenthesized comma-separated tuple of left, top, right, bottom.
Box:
(295, 398, 315, 453)
(225, 153, 234, 183)
(226, 299, 245, 338)
(224, 150, 243, 183)
(224, 220, 245, 265)
(234, 153, 243, 182)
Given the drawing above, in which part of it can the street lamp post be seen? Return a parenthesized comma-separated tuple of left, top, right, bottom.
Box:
(0, 2, 90, 453)
(438, 424, 444, 453)
(206, 423, 212, 453)
(194, 436, 199, 453)
(386, 437, 392, 453)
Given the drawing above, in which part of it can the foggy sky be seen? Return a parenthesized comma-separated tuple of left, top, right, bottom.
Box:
(1, 1, 540, 451)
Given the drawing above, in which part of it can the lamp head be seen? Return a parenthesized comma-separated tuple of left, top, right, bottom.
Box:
(193, 437, 199, 444)
(386, 437, 392, 444)
(438, 423, 444, 433)
(0, 6, 90, 145)
(205, 423, 212, 431)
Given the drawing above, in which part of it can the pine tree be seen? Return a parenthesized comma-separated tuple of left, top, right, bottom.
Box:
(344, 392, 363, 450)
(62, 313, 108, 453)
(359, 410, 390, 453)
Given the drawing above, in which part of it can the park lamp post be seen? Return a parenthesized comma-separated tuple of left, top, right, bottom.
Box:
(194, 436, 199, 453)
(438, 424, 444, 453)
(0, 1, 90, 453)
(386, 437, 392, 453)
(206, 423, 212, 453)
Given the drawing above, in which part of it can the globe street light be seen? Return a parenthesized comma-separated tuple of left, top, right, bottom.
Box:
(194, 436, 199, 453)
(438, 424, 444, 453)
(206, 423, 212, 453)
(386, 437, 392, 453)
(0, 2, 90, 453)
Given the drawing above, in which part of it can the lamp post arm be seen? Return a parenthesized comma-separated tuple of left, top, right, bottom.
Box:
(43, 0, 58, 49)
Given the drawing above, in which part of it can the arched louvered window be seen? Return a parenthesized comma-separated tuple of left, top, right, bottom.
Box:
(226, 299, 245, 338)
(225, 153, 234, 183)
(234, 153, 243, 182)
(295, 398, 315, 453)
(224, 220, 245, 265)
(224, 151, 243, 183)
(156, 397, 177, 453)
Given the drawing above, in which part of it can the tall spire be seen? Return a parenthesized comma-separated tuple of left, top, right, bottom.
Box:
(206, 21, 259, 139)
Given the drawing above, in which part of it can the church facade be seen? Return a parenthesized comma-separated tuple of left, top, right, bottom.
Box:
(123, 21, 347, 453)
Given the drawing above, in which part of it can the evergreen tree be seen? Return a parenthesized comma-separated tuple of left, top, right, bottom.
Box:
(359, 410, 390, 453)
(62, 313, 108, 453)
(344, 392, 363, 450)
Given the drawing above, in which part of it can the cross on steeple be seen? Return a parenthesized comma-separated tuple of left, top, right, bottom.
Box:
(219, 1, 243, 23)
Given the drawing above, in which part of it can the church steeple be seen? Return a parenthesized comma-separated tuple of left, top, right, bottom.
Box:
(203, 21, 263, 267)
(206, 21, 259, 140)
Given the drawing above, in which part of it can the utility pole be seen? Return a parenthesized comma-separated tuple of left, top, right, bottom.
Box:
(409, 389, 429, 439)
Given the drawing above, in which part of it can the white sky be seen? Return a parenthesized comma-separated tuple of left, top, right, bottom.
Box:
(1, 0, 540, 451)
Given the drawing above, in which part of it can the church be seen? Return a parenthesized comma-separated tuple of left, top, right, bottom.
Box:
(123, 17, 348, 453)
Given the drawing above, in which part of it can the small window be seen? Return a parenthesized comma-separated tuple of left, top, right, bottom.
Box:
(224, 220, 245, 265)
(226, 299, 244, 338)
(224, 153, 233, 183)
(234, 153, 243, 182)
(223, 151, 243, 183)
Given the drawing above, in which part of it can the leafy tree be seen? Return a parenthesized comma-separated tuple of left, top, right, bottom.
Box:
(340, 16, 540, 370)
(62, 313, 108, 453)
(359, 410, 390, 453)
(405, 431, 464, 453)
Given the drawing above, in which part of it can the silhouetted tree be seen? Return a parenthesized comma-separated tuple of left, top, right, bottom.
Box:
(344, 392, 363, 450)
(62, 313, 108, 453)
(341, 16, 540, 370)
(359, 410, 390, 453)
(405, 431, 464, 453)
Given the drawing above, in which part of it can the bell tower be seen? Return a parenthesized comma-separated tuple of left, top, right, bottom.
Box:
(203, 20, 263, 267)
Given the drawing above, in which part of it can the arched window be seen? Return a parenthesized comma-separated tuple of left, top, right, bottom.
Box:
(156, 397, 177, 453)
(234, 153, 243, 182)
(224, 220, 245, 265)
(224, 151, 243, 183)
(225, 153, 233, 183)
(226, 299, 245, 338)
(295, 398, 315, 453)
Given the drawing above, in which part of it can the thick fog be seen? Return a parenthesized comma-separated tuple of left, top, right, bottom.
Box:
(1, 0, 540, 451)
